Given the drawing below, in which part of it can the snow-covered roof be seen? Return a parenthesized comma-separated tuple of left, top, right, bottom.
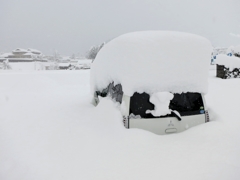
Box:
(0, 53, 13, 58)
(24, 52, 36, 56)
(58, 63, 71, 67)
(12, 48, 28, 53)
(12, 48, 42, 55)
(215, 54, 240, 69)
(27, 48, 41, 54)
(91, 31, 212, 96)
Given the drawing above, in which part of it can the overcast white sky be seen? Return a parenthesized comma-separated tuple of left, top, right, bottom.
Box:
(0, 0, 240, 56)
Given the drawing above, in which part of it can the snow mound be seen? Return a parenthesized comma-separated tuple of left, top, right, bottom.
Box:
(146, 92, 173, 116)
(91, 31, 212, 96)
(215, 54, 240, 69)
(233, 45, 240, 54)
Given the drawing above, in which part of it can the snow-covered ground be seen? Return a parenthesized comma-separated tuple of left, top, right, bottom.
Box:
(0, 67, 240, 180)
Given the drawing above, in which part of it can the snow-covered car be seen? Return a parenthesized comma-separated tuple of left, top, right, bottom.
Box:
(91, 31, 212, 135)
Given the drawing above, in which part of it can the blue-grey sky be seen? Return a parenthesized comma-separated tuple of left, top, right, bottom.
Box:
(0, 0, 240, 56)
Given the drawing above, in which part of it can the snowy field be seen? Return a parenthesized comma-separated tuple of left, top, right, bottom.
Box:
(0, 68, 240, 180)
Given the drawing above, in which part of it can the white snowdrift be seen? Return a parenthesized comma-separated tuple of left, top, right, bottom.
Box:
(215, 54, 240, 69)
(91, 31, 212, 96)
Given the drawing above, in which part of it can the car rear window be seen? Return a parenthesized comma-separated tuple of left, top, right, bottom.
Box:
(130, 92, 204, 118)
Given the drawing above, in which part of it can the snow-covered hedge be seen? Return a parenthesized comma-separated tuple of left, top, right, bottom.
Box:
(216, 54, 240, 79)
(91, 31, 212, 96)
(215, 54, 240, 69)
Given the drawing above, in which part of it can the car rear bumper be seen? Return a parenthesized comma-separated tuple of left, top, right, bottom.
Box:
(125, 114, 207, 135)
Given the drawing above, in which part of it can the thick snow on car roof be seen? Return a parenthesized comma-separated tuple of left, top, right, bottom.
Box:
(91, 31, 212, 96)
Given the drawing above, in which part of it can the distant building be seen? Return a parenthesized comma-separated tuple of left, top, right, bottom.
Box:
(0, 48, 47, 62)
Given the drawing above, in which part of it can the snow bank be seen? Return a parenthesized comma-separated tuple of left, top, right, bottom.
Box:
(91, 31, 212, 96)
(8, 62, 46, 71)
(215, 54, 240, 69)
(77, 59, 92, 64)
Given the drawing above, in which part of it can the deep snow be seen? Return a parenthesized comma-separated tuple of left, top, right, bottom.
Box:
(0, 68, 240, 180)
